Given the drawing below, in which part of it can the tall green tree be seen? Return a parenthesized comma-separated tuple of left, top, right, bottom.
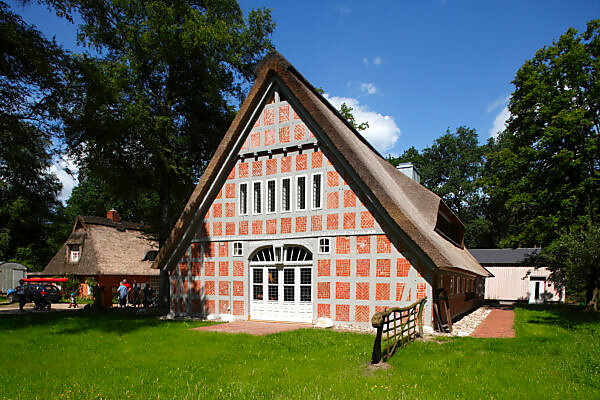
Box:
(0, 2, 67, 270)
(47, 0, 274, 303)
(539, 221, 600, 310)
(62, 169, 159, 227)
(390, 127, 493, 248)
(483, 20, 600, 247)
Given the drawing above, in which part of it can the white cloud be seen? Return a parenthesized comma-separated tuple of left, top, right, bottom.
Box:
(362, 56, 383, 67)
(487, 95, 509, 113)
(360, 82, 377, 95)
(49, 155, 79, 204)
(335, 3, 351, 15)
(324, 94, 401, 153)
(489, 105, 510, 138)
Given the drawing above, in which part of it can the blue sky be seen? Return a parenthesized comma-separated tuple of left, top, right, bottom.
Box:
(7, 0, 599, 197)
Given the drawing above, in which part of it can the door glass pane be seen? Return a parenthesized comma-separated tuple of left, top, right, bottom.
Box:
(300, 268, 311, 285)
(268, 269, 278, 284)
(284, 269, 294, 284)
(253, 268, 263, 284)
(268, 285, 278, 301)
(284, 286, 294, 302)
(253, 285, 263, 300)
(300, 286, 311, 302)
(268, 268, 278, 301)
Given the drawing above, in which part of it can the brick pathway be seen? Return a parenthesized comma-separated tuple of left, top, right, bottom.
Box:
(192, 320, 312, 335)
(471, 307, 515, 338)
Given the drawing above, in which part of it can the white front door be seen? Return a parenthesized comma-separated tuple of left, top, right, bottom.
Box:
(529, 279, 545, 304)
(250, 265, 313, 323)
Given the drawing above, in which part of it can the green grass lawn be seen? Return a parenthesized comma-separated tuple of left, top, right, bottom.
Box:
(0, 306, 598, 399)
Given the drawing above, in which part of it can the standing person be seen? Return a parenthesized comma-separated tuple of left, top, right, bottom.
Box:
(123, 279, 131, 306)
(116, 280, 128, 308)
(142, 283, 153, 308)
(16, 280, 26, 312)
(132, 281, 140, 308)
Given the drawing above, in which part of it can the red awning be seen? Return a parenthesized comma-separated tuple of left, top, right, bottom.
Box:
(22, 278, 69, 283)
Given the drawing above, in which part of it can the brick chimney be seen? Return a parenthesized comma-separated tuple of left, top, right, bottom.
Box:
(106, 209, 121, 223)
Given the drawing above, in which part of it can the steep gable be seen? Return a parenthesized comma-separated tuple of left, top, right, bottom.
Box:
(154, 52, 489, 278)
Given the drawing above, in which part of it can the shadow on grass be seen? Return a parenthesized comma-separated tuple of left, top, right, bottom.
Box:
(0, 308, 179, 336)
(518, 303, 600, 331)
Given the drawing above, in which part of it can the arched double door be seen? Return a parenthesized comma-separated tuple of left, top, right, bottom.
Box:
(249, 245, 313, 323)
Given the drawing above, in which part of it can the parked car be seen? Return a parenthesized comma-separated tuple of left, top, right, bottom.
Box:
(7, 283, 61, 304)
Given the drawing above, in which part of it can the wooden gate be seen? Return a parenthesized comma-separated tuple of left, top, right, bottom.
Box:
(371, 298, 427, 364)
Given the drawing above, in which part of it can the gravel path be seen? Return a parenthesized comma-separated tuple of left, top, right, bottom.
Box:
(434, 306, 491, 337)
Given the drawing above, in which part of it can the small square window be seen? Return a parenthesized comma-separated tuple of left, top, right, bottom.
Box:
(233, 242, 243, 257)
(318, 238, 330, 254)
(69, 244, 80, 263)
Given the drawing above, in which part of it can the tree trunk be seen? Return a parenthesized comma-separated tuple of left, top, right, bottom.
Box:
(158, 185, 171, 308)
(588, 287, 599, 312)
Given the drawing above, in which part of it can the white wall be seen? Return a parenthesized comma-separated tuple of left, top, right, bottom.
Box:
(484, 266, 564, 302)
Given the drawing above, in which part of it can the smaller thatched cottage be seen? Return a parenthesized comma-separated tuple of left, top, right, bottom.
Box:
(43, 210, 159, 307)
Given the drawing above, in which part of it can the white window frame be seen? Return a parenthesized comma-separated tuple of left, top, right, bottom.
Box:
(318, 237, 331, 254)
(266, 179, 277, 214)
(311, 172, 323, 210)
(296, 175, 307, 211)
(69, 245, 80, 263)
(239, 182, 248, 216)
(233, 241, 243, 257)
(281, 177, 292, 213)
(252, 180, 262, 215)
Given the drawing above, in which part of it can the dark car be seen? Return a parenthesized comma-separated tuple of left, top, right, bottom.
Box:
(8, 283, 61, 304)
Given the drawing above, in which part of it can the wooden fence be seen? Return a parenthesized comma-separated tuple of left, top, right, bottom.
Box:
(371, 297, 427, 364)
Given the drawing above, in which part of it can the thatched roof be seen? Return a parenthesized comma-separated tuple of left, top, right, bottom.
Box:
(153, 51, 490, 278)
(43, 215, 159, 276)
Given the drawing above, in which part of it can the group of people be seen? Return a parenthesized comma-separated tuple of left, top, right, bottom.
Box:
(115, 279, 155, 308)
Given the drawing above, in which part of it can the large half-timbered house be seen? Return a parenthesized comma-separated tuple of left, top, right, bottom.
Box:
(153, 52, 490, 329)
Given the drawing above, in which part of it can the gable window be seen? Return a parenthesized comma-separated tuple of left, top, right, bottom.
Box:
(233, 242, 243, 257)
(281, 178, 291, 212)
(239, 183, 248, 215)
(297, 176, 306, 211)
(253, 181, 262, 214)
(318, 238, 330, 254)
(267, 179, 276, 213)
(69, 244, 80, 263)
(312, 173, 322, 209)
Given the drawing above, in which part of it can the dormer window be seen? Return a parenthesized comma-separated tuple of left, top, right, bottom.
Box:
(434, 204, 465, 248)
(142, 250, 158, 261)
(69, 244, 80, 263)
